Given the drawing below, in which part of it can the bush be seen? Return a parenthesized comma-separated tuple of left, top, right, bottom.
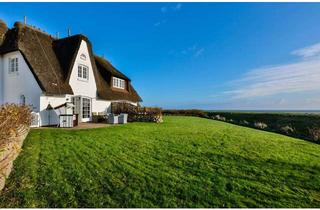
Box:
(0, 104, 32, 147)
(281, 125, 295, 135)
(254, 122, 268, 129)
(308, 127, 320, 143)
(213, 115, 226, 121)
(240, 120, 249, 125)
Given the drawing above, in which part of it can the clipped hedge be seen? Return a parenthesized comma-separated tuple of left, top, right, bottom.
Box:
(163, 109, 208, 118)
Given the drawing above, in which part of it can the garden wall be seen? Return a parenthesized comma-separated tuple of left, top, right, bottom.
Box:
(0, 126, 29, 190)
(111, 102, 163, 123)
(0, 104, 31, 191)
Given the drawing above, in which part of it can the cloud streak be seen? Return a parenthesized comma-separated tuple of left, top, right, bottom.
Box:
(292, 42, 320, 58)
(155, 4, 183, 27)
(224, 42, 320, 99)
(170, 44, 205, 58)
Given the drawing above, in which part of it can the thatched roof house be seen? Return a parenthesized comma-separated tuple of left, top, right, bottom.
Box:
(0, 19, 142, 127)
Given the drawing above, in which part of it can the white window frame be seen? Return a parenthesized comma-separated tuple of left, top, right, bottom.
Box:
(77, 64, 89, 81)
(113, 77, 125, 89)
(8, 57, 18, 75)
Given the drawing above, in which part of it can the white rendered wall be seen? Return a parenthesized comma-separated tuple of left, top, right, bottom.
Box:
(69, 40, 97, 98)
(1, 51, 42, 111)
(68, 40, 112, 121)
(92, 99, 111, 113)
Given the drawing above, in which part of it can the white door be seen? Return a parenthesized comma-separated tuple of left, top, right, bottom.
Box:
(82, 97, 91, 122)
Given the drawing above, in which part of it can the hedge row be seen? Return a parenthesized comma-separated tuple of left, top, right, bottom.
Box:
(163, 109, 320, 143)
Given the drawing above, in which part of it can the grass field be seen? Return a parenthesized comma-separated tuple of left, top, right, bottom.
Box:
(0, 116, 319, 207)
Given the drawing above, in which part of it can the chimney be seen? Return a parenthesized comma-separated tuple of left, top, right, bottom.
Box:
(56, 32, 60, 39)
(68, 28, 71, 37)
(24, 16, 27, 24)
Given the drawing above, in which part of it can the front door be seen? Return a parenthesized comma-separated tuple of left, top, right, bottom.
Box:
(72, 96, 91, 122)
(82, 97, 91, 122)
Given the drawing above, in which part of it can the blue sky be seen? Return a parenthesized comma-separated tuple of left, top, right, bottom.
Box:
(1, 3, 320, 110)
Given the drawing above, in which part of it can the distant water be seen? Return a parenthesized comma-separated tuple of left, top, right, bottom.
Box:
(206, 110, 320, 114)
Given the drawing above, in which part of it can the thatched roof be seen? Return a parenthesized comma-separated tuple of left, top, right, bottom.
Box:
(95, 55, 142, 102)
(0, 19, 7, 45)
(0, 20, 142, 102)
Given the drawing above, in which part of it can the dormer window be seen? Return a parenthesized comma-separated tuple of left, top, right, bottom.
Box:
(80, 54, 86, 60)
(113, 77, 125, 89)
(78, 64, 89, 81)
(8, 57, 18, 74)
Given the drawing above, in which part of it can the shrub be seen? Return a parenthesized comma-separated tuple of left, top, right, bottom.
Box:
(0, 104, 32, 147)
(308, 127, 320, 142)
(254, 122, 268, 129)
(281, 125, 295, 135)
(240, 120, 249, 125)
(214, 115, 226, 121)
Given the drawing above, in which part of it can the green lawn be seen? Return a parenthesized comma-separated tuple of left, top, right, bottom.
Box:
(0, 116, 319, 207)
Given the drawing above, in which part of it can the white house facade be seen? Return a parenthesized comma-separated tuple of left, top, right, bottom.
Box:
(0, 19, 142, 127)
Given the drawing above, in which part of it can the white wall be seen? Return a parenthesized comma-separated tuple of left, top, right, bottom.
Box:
(92, 99, 111, 113)
(1, 51, 42, 111)
(69, 40, 97, 98)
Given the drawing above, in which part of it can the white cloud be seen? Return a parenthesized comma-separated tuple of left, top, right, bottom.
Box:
(194, 48, 204, 57)
(292, 42, 320, 58)
(173, 3, 182, 11)
(225, 52, 320, 99)
(160, 6, 167, 13)
(154, 19, 167, 27)
(171, 44, 204, 57)
(160, 3, 182, 13)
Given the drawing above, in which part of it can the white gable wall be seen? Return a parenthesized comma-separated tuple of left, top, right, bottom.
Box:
(68, 40, 111, 121)
(0, 51, 42, 112)
(69, 40, 97, 98)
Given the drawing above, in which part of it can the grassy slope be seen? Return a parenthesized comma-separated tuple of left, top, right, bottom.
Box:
(0, 116, 319, 208)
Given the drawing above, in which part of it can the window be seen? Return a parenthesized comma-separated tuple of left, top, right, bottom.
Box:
(77, 65, 89, 80)
(113, 77, 125, 89)
(8, 57, 18, 74)
(82, 98, 91, 119)
(80, 54, 86, 60)
(20, 95, 26, 106)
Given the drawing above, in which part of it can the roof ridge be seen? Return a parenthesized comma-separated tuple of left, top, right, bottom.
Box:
(14, 21, 55, 39)
(54, 33, 89, 42)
